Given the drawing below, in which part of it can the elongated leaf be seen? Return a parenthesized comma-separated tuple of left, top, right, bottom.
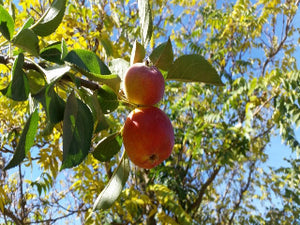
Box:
(31, 0, 66, 36)
(92, 133, 122, 162)
(149, 38, 173, 71)
(130, 40, 145, 65)
(64, 49, 120, 92)
(61, 39, 68, 59)
(1, 53, 30, 101)
(12, 28, 39, 56)
(61, 92, 93, 170)
(93, 153, 130, 210)
(138, 0, 153, 47)
(20, 17, 34, 30)
(0, 5, 14, 40)
(100, 36, 114, 57)
(9, 2, 16, 22)
(167, 54, 224, 86)
(4, 110, 39, 170)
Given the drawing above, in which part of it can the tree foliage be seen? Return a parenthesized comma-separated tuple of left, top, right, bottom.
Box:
(0, 0, 300, 224)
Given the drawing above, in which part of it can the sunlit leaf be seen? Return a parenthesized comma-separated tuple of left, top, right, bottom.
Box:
(12, 28, 39, 56)
(31, 0, 66, 36)
(4, 110, 39, 170)
(167, 54, 223, 85)
(19, 17, 34, 30)
(64, 49, 121, 92)
(138, 0, 153, 47)
(130, 40, 146, 65)
(64, 49, 110, 75)
(43, 65, 71, 84)
(109, 58, 130, 82)
(0, 5, 14, 40)
(93, 153, 130, 210)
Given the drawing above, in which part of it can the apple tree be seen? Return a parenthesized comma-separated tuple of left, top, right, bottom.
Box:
(0, 0, 300, 224)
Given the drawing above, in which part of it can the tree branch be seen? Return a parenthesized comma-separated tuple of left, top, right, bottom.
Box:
(0, 54, 101, 91)
(261, 0, 300, 76)
(228, 162, 255, 224)
(1, 207, 24, 225)
(189, 166, 222, 213)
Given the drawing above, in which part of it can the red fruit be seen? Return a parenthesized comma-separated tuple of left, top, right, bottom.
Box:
(124, 63, 165, 106)
(122, 106, 174, 169)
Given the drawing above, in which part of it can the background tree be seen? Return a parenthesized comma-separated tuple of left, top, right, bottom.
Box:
(0, 0, 300, 224)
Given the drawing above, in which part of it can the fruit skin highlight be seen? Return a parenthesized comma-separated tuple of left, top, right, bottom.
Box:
(122, 106, 174, 169)
(124, 63, 165, 106)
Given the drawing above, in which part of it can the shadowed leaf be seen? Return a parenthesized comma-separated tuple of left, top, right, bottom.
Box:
(92, 133, 122, 162)
(149, 38, 173, 71)
(1, 53, 30, 101)
(61, 92, 93, 170)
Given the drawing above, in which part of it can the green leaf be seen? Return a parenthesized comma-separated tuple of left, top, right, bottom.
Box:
(77, 88, 109, 133)
(149, 38, 173, 71)
(92, 133, 122, 162)
(20, 17, 34, 31)
(167, 54, 224, 86)
(31, 0, 66, 36)
(61, 39, 68, 59)
(64, 49, 110, 75)
(12, 28, 39, 56)
(1, 53, 30, 101)
(40, 41, 64, 64)
(138, 0, 153, 47)
(9, 2, 16, 22)
(100, 36, 114, 57)
(97, 85, 119, 114)
(44, 85, 65, 124)
(34, 84, 65, 124)
(109, 58, 130, 82)
(130, 40, 146, 65)
(93, 153, 130, 210)
(41, 64, 71, 84)
(4, 110, 39, 170)
(61, 92, 93, 170)
(64, 49, 121, 92)
(27, 70, 46, 95)
(0, 5, 14, 40)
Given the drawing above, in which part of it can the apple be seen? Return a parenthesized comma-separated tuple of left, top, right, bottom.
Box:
(124, 63, 165, 106)
(122, 106, 174, 169)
